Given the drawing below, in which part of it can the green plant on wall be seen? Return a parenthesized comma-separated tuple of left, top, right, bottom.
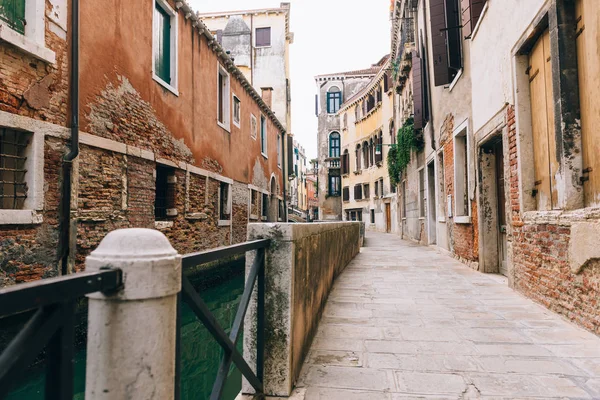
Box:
(387, 118, 418, 186)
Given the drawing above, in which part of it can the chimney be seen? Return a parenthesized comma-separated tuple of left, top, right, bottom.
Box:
(261, 87, 274, 108)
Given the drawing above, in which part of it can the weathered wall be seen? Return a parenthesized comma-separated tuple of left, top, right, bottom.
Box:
(1, 0, 285, 286)
(243, 222, 362, 396)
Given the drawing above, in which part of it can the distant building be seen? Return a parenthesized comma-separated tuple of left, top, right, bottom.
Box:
(306, 168, 318, 221)
(337, 56, 400, 233)
(200, 3, 293, 132)
(314, 65, 381, 220)
(289, 140, 307, 219)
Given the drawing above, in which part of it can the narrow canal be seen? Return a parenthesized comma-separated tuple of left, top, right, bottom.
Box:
(4, 259, 246, 400)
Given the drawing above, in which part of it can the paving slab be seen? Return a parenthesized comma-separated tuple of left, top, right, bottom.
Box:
(290, 232, 600, 399)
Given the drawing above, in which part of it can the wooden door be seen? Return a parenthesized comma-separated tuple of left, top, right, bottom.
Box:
(529, 29, 559, 210)
(576, 0, 600, 207)
(385, 203, 391, 233)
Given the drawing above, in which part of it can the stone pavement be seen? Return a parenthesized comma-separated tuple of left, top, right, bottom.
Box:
(291, 232, 600, 399)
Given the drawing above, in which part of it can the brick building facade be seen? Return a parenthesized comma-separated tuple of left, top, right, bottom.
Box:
(0, 0, 286, 286)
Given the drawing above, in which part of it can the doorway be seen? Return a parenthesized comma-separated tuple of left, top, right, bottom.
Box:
(427, 161, 437, 244)
(494, 141, 508, 276)
(385, 203, 391, 233)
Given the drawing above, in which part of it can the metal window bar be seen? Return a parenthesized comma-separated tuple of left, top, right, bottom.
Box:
(0, 269, 123, 400)
(176, 239, 270, 400)
(0, 128, 30, 210)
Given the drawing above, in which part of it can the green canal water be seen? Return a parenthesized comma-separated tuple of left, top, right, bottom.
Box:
(4, 265, 245, 400)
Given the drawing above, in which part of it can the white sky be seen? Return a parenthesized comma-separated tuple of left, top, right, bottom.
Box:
(189, 0, 392, 159)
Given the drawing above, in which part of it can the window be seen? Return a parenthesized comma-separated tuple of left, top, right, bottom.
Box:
(453, 127, 469, 217)
(389, 120, 396, 145)
(326, 86, 342, 114)
(260, 115, 267, 155)
(250, 114, 258, 139)
(328, 175, 341, 196)
(341, 149, 350, 175)
(277, 134, 282, 167)
(355, 144, 361, 171)
(354, 185, 363, 201)
(329, 132, 340, 158)
(233, 95, 241, 127)
(362, 142, 369, 169)
(379, 178, 384, 197)
(217, 65, 231, 130)
(153, 0, 178, 93)
(370, 209, 375, 224)
(219, 181, 231, 222)
(343, 187, 350, 202)
(363, 184, 370, 198)
(0, 0, 54, 63)
(255, 27, 271, 47)
(419, 169, 426, 218)
(375, 132, 383, 164)
(355, 105, 360, 121)
(374, 181, 379, 198)
(0, 0, 25, 34)
(429, 0, 462, 86)
(0, 128, 30, 210)
(155, 165, 177, 221)
(528, 29, 557, 211)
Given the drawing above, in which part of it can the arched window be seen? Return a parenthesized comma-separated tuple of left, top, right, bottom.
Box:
(354, 105, 360, 121)
(362, 141, 369, 169)
(329, 132, 340, 158)
(369, 138, 374, 167)
(326, 86, 342, 114)
(389, 120, 395, 145)
(355, 144, 361, 171)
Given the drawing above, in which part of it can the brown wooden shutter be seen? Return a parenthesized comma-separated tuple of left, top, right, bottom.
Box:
(430, 0, 451, 86)
(461, 0, 487, 38)
(412, 50, 424, 130)
(576, 0, 600, 207)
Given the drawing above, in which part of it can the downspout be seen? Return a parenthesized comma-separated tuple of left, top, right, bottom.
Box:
(250, 15, 254, 86)
(58, 0, 79, 275)
(282, 133, 287, 222)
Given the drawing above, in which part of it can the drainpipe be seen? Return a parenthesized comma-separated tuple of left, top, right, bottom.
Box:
(58, 0, 79, 275)
(283, 133, 287, 222)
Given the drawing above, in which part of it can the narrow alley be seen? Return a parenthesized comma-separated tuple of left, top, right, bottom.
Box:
(293, 232, 600, 399)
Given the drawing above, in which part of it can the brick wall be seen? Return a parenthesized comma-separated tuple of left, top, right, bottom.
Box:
(507, 105, 600, 334)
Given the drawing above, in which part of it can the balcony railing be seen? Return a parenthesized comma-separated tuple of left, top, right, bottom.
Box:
(326, 157, 340, 169)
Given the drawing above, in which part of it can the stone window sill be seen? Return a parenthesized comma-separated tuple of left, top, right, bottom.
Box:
(454, 216, 472, 224)
(249, 214, 259, 221)
(0, 26, 56, 64)
(0, 210, 43, 225)
(153, 74, 179, 96)
(218, 220, 232, 227)
(155, 221, 174, 230)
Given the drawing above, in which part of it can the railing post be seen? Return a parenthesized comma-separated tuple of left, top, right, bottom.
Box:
(84, 228, 182, 400)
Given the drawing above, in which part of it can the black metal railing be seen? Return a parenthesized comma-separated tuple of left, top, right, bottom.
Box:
(176, 239, 270, 400)
(0, 269, 123, 400)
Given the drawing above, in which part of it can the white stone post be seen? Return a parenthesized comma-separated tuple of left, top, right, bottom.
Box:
(84, 228, 181, 400)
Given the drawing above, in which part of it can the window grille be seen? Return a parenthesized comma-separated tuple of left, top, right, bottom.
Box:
(0, 128, 30, 210)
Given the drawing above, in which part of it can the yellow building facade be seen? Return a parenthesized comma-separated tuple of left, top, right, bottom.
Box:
(338, 58, 400, 233)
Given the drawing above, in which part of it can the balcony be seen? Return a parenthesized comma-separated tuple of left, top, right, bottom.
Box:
(325, 157, 340, 169)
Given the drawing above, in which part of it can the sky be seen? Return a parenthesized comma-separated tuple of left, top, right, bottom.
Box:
(189, 0, 393, 159)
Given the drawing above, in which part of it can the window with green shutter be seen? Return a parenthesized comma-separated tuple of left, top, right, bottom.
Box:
(0, 0, 26, 34)
(154, 2, 171, 84)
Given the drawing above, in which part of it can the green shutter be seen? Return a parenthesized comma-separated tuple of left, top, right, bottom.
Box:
(154, 3, 171, 84)
(0, 0, 26, 34)
(326, 93, 331, 114)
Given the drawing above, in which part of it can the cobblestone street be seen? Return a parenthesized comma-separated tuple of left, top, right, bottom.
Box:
(293, 232, 600, 399)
